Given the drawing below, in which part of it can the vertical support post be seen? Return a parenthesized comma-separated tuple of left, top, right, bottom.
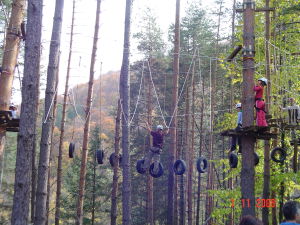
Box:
(167, 0, 180, 224)
(241, 0, 256, 217)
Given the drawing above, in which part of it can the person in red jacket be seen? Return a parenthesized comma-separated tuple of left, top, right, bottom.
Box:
(254, 77, 268, 127)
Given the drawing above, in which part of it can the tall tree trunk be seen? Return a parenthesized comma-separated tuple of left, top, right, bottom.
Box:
(11, 0, 41, 223)
(31, 97, 40, 223)
(262, 0, 271, 224)
(0, 0, 25, 166)
(34, 0, 64, 224)
(75, 1, 101, 224)
(167, 0, 180, 224)
(46, 64, 59, 225)
(241, 0, 256, 217)
(196, 61, 204, 225)
(111, 100, 121, 225)
(55, 1, 75, 224)
(187, 62, 195, 225)
(205, 2, 222, 223)
(119, 1, 132, 224)
(146, 60, 154, 225)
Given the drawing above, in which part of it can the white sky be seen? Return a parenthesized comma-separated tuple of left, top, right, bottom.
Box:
(12, 0, 235, 103)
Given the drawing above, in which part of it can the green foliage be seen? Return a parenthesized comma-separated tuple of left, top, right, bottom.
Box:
(60, 127, 112, 224)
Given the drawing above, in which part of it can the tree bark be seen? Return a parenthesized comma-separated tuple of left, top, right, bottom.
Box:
(241, 0, 256, 217)
(46, 63, 59, 225)
(111, 100, 121, 225)
(146, 60, 154, 225)
(11, 0, 41, 223)
(34, 0, 64, 224)
(187, 62, 195, 225)
(0, 0, 25, 168)
(167, 0, 180, 224)
(75, 1, 101, 224)
(55, 1, 75, 224)
(196, 61, 204, 225)
(119, 1, 132, 224)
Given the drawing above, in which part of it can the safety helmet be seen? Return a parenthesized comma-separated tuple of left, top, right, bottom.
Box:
(258, 77, 268, 85)
(156, 125, 163, 130)
(235, 103, 242, 109)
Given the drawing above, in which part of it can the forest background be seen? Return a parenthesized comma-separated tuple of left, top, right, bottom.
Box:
(0, 0, 300, 224)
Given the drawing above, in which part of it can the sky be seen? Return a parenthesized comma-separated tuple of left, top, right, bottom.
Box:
(12, 0, 235, 103)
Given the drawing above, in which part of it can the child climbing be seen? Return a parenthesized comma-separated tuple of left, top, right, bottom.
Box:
(230, 103, 242, 153)
(254, 78, 268, 127)
(142, 122, 169, 173)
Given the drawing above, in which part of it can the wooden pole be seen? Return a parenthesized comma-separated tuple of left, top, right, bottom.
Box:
(46, 60, 59, 225)
(119, 0, 132, 224)
(167, 0, 180, 224)
(241, 0, 256, 217)
(10, 0, 41, 223)
(187, 62, 195, 225)
(55, 2, 75, 224)
(75, 0, 101, 224)
(34, 0, 63, 223)
(0, 0, 25, 166)
(110, 100, 121, 225)
(146, 59, 154, 225)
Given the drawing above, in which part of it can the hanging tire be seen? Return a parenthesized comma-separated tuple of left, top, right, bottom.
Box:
(96, 149, 104, 164)
(229, 153, 238, 168)
(136, 159, 146, 174)
(254, 152, 259, 166)
(109, 153, 122, 167)
(68, 143, 75, 158)
(149, 162, 164, 178)
(197, 157, 208, 173)
(271, 147, 287, 163)
(173, 159, 186, 175)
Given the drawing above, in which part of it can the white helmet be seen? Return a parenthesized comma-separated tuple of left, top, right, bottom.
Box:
(235, 103, 242, 109)
(258, 77, 268, 85)
(156, 125, 163, 130)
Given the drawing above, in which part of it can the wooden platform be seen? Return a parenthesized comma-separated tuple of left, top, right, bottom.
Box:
(221, 126, 278, 140)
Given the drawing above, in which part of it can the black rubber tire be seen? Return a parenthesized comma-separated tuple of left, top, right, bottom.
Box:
(271, 147, 287, 163)
(136, 159, 146, 174)
(149, 162, 164, 178)
(229, 153, 238, 168)
(254, 152, 259, 166)
(197, 157, 208, 173)
(68, 143, 75, 158)
(173, 159, 186, 175)
(109, 153, 122, 167)
(96, 150, 104, 164)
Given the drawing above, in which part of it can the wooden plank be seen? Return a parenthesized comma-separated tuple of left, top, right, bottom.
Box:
(227, 45, 243, 62)
(236, 7, 275, 13)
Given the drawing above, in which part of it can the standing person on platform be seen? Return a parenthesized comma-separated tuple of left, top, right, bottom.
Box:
(230, 103, 242, 153)
(254, 77, 268, 127)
